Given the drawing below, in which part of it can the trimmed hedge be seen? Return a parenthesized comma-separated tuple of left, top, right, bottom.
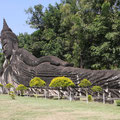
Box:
(5, 83, 14, 89)
(79, 79, 92, 88)
(16, 84, 27, 91)
(29, 77, 46, 87)
(91, 86, 102, 92)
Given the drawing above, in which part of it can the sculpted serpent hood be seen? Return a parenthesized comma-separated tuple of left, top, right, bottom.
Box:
(1, 19, 18, 44)
(1, 19, 18, 59)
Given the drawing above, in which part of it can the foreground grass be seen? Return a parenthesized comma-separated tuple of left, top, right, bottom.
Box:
(0, 95, 120, 120)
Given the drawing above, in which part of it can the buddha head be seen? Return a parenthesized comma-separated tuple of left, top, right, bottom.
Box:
(1, 19, 18, 59)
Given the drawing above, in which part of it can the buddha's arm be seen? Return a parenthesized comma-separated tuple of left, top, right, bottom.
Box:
(16, 49, 60, 66)
(16, 49, 73, 67)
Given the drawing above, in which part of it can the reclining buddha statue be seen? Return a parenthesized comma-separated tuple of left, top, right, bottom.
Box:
(0, 19, 120, 97)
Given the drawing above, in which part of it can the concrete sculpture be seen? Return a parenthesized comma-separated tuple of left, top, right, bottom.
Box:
(0, 19, 120, 97)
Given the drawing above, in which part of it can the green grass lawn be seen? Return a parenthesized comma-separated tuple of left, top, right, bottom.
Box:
(0, 95, 120, 120)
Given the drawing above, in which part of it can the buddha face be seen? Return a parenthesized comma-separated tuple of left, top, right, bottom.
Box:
(2, 39, 13, 59)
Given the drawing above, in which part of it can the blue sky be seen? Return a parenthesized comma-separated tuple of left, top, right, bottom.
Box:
(0, 0, 61, 35)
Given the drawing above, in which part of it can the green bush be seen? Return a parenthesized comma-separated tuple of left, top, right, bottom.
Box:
(88, 95, 92, 102)
(16, 84, 28, 96)
(0, 83, 3, 87)
(91, 86, 102, 92)
(49, 76, 75, 88)
(5, 83, 14, 89)
(79, 79, 92, 88)
(29, 77, 46, 87)
(116, 100, 120, 106)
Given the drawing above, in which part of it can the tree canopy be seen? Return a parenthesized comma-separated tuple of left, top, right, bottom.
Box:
(13, 0, 120, 70)
(79, 79, 92, 88)
(29, 77, 46, 87)
(91, 86, 103, 92)
(49, 76, 75, 88)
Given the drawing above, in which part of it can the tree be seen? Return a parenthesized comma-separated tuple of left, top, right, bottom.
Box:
(49, 76, 75, 100)
(79, 79, 92, 103)
(16, 84, 28, 96)
(25, 3, 64, 59)
(5, 83, 14, 94)
(49, 76, 75, 88)
(25, 4, 44, 30)
(18, 33, 32, 52)
(24, 0, 120, 70)
(29, 77, 46, 98)
(0, 49, 5, 68)
(85, 1, 120, 69)
(91, 86, 102, 98)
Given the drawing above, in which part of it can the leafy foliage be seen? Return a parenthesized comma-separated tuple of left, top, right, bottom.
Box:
(5, 83, 14, 94)
(5, 83, 14, 89)
(0, 0, 120, 70)
(16, 84, 28, 91)
(16, 84, 28, 96)
(16, 0, 120, 70)
(9, 91, 15, 100)
(0, 50, 5, 68)
(91, 86, 102, 92)
(29, 77, 46, 87)
(79, 79, 92, 88)
(0, 84, 3, 87)
(116, 100, 120, 106)
(49, 76, 75, 88)
(88, 95, 93, 102)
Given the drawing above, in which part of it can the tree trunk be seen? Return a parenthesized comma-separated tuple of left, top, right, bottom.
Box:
(97, 92, 100, 98)
(86, 89, 88, 103)
(58, 89, 60, 100)
(44, 88, 48, 99)
(0, 87, 3, 94)
(69, 87, 74, 101)
(69, 91, 72, 101)
(103, 91, 105, 104)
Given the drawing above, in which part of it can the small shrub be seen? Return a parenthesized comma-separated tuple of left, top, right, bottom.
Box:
(88, 95, 92, 102)
(29, 77, 46, 87)
(116, 100, 120, 106)
(9, 91, 15, 100)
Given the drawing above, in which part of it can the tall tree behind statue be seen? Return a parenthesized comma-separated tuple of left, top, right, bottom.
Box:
(18, 0, 120, 70)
